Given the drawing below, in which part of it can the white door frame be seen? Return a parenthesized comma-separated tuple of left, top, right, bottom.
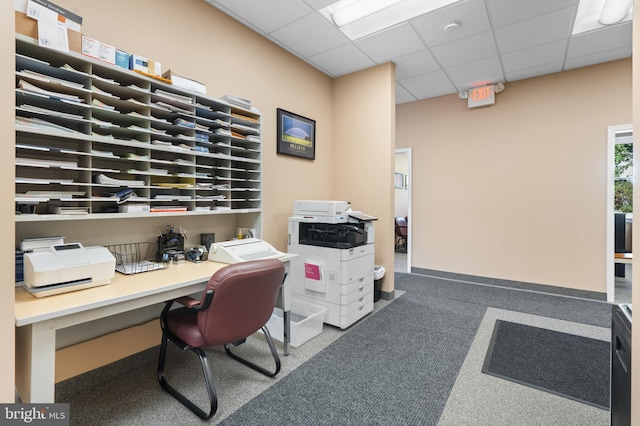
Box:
(606, 124, 633, 302)
(395, 148, 412, 272)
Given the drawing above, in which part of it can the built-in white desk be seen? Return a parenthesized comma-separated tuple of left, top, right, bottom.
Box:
(15, 257, 293, 403)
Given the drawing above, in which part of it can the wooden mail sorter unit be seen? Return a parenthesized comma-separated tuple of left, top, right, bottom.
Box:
(14, 35, 262, 222)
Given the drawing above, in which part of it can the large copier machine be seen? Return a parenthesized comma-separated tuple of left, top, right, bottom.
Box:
(288, 200, 377, 329)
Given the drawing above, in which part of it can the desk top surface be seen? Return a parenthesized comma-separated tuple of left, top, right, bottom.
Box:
(15, 261, 231, 326)
(614, 252, 633, 259)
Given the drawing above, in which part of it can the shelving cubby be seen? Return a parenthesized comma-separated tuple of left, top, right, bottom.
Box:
(14, 35, 262, 222)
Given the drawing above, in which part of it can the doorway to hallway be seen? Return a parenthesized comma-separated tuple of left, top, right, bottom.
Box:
(607, 124, 633, 303)
(395, 148, 411, 273)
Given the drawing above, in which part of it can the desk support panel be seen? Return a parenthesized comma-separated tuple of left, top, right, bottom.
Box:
(16, 321, 56, 403)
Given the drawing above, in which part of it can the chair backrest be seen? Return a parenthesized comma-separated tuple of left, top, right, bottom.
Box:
(395, 217, 408, 237)
(197, 259, 285, 345)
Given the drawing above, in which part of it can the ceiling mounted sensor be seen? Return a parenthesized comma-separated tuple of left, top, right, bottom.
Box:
(573, 0, 633, 34)
(320, 0, 468, 40)
(599, 0, 633, 24)
(443, 22, 460, 32)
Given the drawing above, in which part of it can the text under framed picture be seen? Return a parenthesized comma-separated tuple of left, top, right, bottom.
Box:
(277, 108, 316, 160)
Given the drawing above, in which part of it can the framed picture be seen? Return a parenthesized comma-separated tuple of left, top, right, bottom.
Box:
(277, 108, 316, 160)
(395, 173, 404, 189)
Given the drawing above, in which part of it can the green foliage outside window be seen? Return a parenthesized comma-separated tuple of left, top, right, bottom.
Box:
(614, 143, 633, 213)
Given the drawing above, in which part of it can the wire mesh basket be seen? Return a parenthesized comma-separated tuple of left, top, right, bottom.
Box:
(107, 242, 168, 275)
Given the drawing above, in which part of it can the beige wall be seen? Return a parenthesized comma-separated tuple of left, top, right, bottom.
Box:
(1, 0, 15, 402)
(397, 59, 631, 293)
(333, 63, 396, 293)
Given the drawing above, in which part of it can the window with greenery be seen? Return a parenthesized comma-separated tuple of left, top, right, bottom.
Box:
(614, 143, 633, 213)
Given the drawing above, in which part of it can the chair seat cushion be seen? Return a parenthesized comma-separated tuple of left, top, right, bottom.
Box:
(167, 307, 207, 348)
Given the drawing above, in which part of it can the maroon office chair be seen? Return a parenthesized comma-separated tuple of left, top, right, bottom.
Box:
(158, 259, 286, 420)
(395, 217, 408, 252)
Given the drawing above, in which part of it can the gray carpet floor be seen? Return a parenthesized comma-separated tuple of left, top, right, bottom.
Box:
(56, 271, 613, 425)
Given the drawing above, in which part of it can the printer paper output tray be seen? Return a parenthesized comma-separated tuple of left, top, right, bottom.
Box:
(24, 278, 108, 298)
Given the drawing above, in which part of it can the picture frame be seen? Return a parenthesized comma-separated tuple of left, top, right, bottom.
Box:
(277, 108, 316, 160)
(395, 173, 404, 189)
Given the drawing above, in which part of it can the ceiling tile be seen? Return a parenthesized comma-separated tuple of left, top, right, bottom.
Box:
(399, 69, 453, 92)
(303, 0, 335, 11)
(564, 46, 632, 70)
(307, 44, 376, 77)
(206, 0, 631, 104)
(567, 23, 632, 59)
(486, 0, 577, 28)
(445, 56, 503, 87)
(269, 14, 348, 58)
(411, 0, 491, 47)
(211, 0, 312, 34)
(354, 23, 426, 64)
(394, 50, 441, 80)
(505, 62, 563, 81)
(397, 96, 418, 105)
(430, 31, 498, 68)
(396, 83, 417, 104)
(413, 85, 458, 100)
(501, 39, 567, 73)
(495, 6, 574, 53)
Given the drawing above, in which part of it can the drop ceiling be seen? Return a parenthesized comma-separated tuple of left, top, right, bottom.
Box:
(204, 0, 632, 104)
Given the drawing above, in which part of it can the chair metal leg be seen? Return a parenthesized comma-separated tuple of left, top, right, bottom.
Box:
(224, 326, 281, 377)
(158, 332, 218, 420)
(395, 236, 407, 253)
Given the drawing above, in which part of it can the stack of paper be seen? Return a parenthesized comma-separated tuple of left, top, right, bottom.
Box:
(16, 157, 77, 168)
(154, 89, 193, 104)
(96, 173, 145, 187)
(17, 72, 84, 89)
(18, 80, 82, 102)
(222, 95, 251, 109)
(150, 206, 188, 212)
(15, 116, 79, 134)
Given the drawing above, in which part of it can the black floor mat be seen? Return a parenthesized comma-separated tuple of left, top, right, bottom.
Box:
(482, 320, 610, 409)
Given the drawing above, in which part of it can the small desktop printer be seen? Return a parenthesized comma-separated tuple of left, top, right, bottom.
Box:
(23, 242, 116, 297)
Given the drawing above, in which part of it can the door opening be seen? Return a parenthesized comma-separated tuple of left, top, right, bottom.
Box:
(395, 148, 411, 273)
(607, 124, 633, 303)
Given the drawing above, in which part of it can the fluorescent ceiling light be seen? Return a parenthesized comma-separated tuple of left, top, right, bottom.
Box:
(331, 0, 405, 27)
(573, 0, 633, 35)
(320, 0, 467, 40)
(600, 0, 633, 24)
